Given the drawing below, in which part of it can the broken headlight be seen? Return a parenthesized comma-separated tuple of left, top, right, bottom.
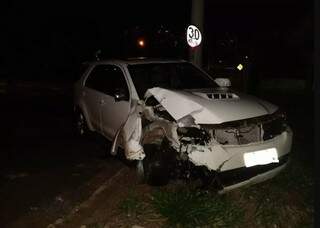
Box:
(263, 109, 288, 140)
(272, 109, 288, 129)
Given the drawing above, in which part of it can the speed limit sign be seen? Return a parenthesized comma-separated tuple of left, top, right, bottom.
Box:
(187, 25, 202, 47)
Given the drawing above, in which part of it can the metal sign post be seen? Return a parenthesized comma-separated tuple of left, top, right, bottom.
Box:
(189, 0, 204, 68)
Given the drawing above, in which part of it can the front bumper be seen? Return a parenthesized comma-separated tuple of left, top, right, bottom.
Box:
(218, 155, 289, 193)
(187, 127, 293, 191)
(220, 127, 292, 171)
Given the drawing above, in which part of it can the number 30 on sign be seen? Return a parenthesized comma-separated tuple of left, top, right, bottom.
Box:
(187, 25, 202, 48)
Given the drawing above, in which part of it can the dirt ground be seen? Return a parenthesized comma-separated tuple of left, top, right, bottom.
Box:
(6, 165, 163, 228)
(8, 158, 312, 228)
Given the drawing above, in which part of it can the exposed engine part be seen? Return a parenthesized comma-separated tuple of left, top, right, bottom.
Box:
(145, 95, 175, 121)
(177, 127, 211, 145)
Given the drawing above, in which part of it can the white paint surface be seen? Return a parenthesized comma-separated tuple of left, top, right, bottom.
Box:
(146, 87, 277, 124)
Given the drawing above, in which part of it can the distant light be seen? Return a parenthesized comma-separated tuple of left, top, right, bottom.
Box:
(237, 64, 244, 71)
(245, 55, 248, 59)
(138, 39, 145, 47)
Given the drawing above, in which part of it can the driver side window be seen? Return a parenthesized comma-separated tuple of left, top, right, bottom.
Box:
(85, 64, 129, 100)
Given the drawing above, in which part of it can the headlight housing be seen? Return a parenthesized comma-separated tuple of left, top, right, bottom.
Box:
(272, 109, 288, 129)
(262, 109, 288, 140)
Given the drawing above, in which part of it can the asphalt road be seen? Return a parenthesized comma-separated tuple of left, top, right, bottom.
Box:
(0, 83, 126, 227)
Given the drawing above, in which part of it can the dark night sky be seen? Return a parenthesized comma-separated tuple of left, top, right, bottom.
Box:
(0, 0, 313, 80)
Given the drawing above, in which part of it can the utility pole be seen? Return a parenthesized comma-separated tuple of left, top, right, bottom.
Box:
(189, 0, 204, 68)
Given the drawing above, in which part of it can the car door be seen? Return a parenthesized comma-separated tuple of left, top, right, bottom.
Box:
(82, 65, 108, 131)
(98, 65, 131, 139)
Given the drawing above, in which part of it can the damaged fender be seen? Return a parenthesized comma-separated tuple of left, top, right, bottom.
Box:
(111, 101, 145, 160)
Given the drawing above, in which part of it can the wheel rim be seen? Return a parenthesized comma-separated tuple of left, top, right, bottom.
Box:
(77, 113, 85, 135)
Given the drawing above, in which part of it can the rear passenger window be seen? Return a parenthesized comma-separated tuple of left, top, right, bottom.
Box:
(85, 65, 129, 98)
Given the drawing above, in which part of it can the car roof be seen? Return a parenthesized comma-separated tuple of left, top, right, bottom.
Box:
(86, 57, 187, 66)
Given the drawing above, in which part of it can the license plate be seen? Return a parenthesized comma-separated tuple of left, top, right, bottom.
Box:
(244, 148, 279, 167)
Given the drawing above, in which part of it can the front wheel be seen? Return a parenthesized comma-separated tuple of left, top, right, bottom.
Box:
(137, 144, 171, 186)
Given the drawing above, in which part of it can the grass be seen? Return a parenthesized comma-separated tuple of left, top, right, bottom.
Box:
(117, 156, 313, 227)
(151, 189, 244, 227)
(239, 157, 314, 227)
(86, 222, 105, 228)
(119, 189, 144, 218)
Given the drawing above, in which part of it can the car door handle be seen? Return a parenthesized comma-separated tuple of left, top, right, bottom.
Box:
(100, 99, 105, 105)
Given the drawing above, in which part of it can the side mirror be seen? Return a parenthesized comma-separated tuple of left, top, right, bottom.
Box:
(114, 88, 128, 102)
(214, 78, 231, 89)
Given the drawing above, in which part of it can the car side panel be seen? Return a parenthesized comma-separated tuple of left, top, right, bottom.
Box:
(100, 96, 130, 139)
(80, 87, 102, 131)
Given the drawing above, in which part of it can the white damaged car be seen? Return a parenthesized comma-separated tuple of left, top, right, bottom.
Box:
(73, 58, 292, 192)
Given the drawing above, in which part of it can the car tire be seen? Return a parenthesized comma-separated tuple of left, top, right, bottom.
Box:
(74, 108, 89, 137)
(140, 144, 170, 186)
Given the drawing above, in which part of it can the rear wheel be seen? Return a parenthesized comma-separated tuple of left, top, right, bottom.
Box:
(74, 108, 89, 137)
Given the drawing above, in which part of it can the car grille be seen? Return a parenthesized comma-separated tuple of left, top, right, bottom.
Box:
(201, 112, 286, 145)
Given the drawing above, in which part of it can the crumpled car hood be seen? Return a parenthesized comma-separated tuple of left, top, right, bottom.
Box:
(145, 87, 278, 124)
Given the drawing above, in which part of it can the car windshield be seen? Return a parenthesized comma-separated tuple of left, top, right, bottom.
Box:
(128, 62, 218, 98)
